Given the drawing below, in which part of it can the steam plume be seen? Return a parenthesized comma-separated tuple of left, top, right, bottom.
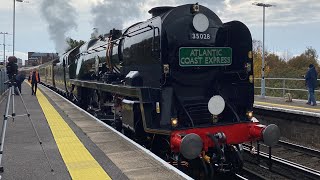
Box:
(40, 0, 77, 54)
(91, 0, 221, 34)
(91, 0, 145, 34)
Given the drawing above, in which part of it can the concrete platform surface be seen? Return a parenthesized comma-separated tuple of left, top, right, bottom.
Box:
(0, 83, 126, 179)
(0, 83, 70, 179)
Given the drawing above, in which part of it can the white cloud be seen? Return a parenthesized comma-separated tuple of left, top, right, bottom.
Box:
(1, 51, 28, 65)
(219, 0, 320, 26)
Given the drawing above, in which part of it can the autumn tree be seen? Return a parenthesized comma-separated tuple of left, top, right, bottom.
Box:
(66, 38, 85, 51)
(252, 40, 271, 78)
(265, 53, 286, 78)
(287, 47, 319, 78)
(304, 46, 319, 60)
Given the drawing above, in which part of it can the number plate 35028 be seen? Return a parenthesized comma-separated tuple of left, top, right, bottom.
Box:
(190, 33, 211, 40)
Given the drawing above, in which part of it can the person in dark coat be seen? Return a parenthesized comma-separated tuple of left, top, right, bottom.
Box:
(305, 64, 318, 106)
(28, 70, 40, 95)
(15, 71, 26, 95)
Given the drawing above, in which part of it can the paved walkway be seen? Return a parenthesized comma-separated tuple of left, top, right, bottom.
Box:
(0, 83, 71, 179)
(0, 83, 125, 179)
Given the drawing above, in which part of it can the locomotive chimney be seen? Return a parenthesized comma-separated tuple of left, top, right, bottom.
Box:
(148, 6, 174, 17)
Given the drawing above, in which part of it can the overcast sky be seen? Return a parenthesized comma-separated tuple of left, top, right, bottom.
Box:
(0, 0, 320, 62)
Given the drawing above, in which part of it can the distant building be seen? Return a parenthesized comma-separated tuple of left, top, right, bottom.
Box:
(27, 52, 58, 66)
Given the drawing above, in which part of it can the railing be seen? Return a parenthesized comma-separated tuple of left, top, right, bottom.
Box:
(254, 78, 320, 100)
(0, 69, 8, 95)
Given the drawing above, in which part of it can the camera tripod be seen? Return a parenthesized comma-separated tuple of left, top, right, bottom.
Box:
(0, 81, 54, 173)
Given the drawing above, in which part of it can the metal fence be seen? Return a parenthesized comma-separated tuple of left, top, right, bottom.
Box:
(0, 69, 8, 95)
(254, 78, 320, 100)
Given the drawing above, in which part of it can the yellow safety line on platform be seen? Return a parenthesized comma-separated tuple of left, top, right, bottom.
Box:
(34, 87, 111, 180)
(255, 101, 320, 112)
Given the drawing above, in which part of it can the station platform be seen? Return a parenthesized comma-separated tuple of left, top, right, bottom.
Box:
(254, 95, 320, 117)
(0, 82, 189, 180)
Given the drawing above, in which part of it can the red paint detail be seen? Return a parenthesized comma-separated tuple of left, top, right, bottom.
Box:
(249, 124, 265, 140)
(170, 134, 182, 152)
(170, 122, 266, 153)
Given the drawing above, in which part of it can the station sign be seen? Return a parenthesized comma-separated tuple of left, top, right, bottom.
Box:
(179, 47, 232, 66)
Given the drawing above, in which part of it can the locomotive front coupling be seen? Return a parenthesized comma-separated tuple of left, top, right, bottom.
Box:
(170, 95, 280, 160)
(170, 122, 280, 160)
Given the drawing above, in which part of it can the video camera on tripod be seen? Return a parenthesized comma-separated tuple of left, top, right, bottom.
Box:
(5, 56, 18, 85)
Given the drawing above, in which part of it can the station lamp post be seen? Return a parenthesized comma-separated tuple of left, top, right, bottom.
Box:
(252, 2, 275, 98)
(13, 0, 28, 56)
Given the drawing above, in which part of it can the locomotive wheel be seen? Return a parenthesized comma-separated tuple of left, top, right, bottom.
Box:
(111, 117, 122, 132)
(188, 158, 207, 180)
(121, 128, 133, 139)
(88, 90, 100, 109)
(150, 135, 170, 159)
(226, 145, 244, 172)
(77, 87, 90, 110)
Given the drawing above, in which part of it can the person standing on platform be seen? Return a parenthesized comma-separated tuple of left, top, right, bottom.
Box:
(15, 71, 26, 95)
(305, 64, 318, 106)
(28, 70, 40, 95)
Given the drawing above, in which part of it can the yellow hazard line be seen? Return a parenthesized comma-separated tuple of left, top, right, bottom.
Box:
(255, 101, 320, 112)
(33, 85, 111, 180)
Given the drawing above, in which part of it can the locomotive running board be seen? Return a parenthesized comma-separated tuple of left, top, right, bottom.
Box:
(69, 79, 141, 97)
(70, 79, 171, 135)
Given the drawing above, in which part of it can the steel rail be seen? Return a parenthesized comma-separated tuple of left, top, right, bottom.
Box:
(235, 173, 248, 180)
(236, 167, 269, 180)
(278, 140, 320, 158)
(243, 145, 320, 180)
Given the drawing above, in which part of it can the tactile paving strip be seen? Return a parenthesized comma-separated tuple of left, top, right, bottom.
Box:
(35, 88, 111, 180)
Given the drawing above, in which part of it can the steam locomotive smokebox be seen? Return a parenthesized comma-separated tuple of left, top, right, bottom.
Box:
(148, 6, 174, 17)
(125, 71, 143, 86)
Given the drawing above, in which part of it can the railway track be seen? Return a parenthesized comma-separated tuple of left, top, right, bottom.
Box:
(252, 140, 320, 172)
(208, 169, 266, 180)
(243, 142, 320, 180)
(236, 167, 269, 180)
(277, 140, 320, 160)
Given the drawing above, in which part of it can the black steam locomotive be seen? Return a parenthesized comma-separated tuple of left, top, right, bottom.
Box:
(38, 3, 280, 179)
